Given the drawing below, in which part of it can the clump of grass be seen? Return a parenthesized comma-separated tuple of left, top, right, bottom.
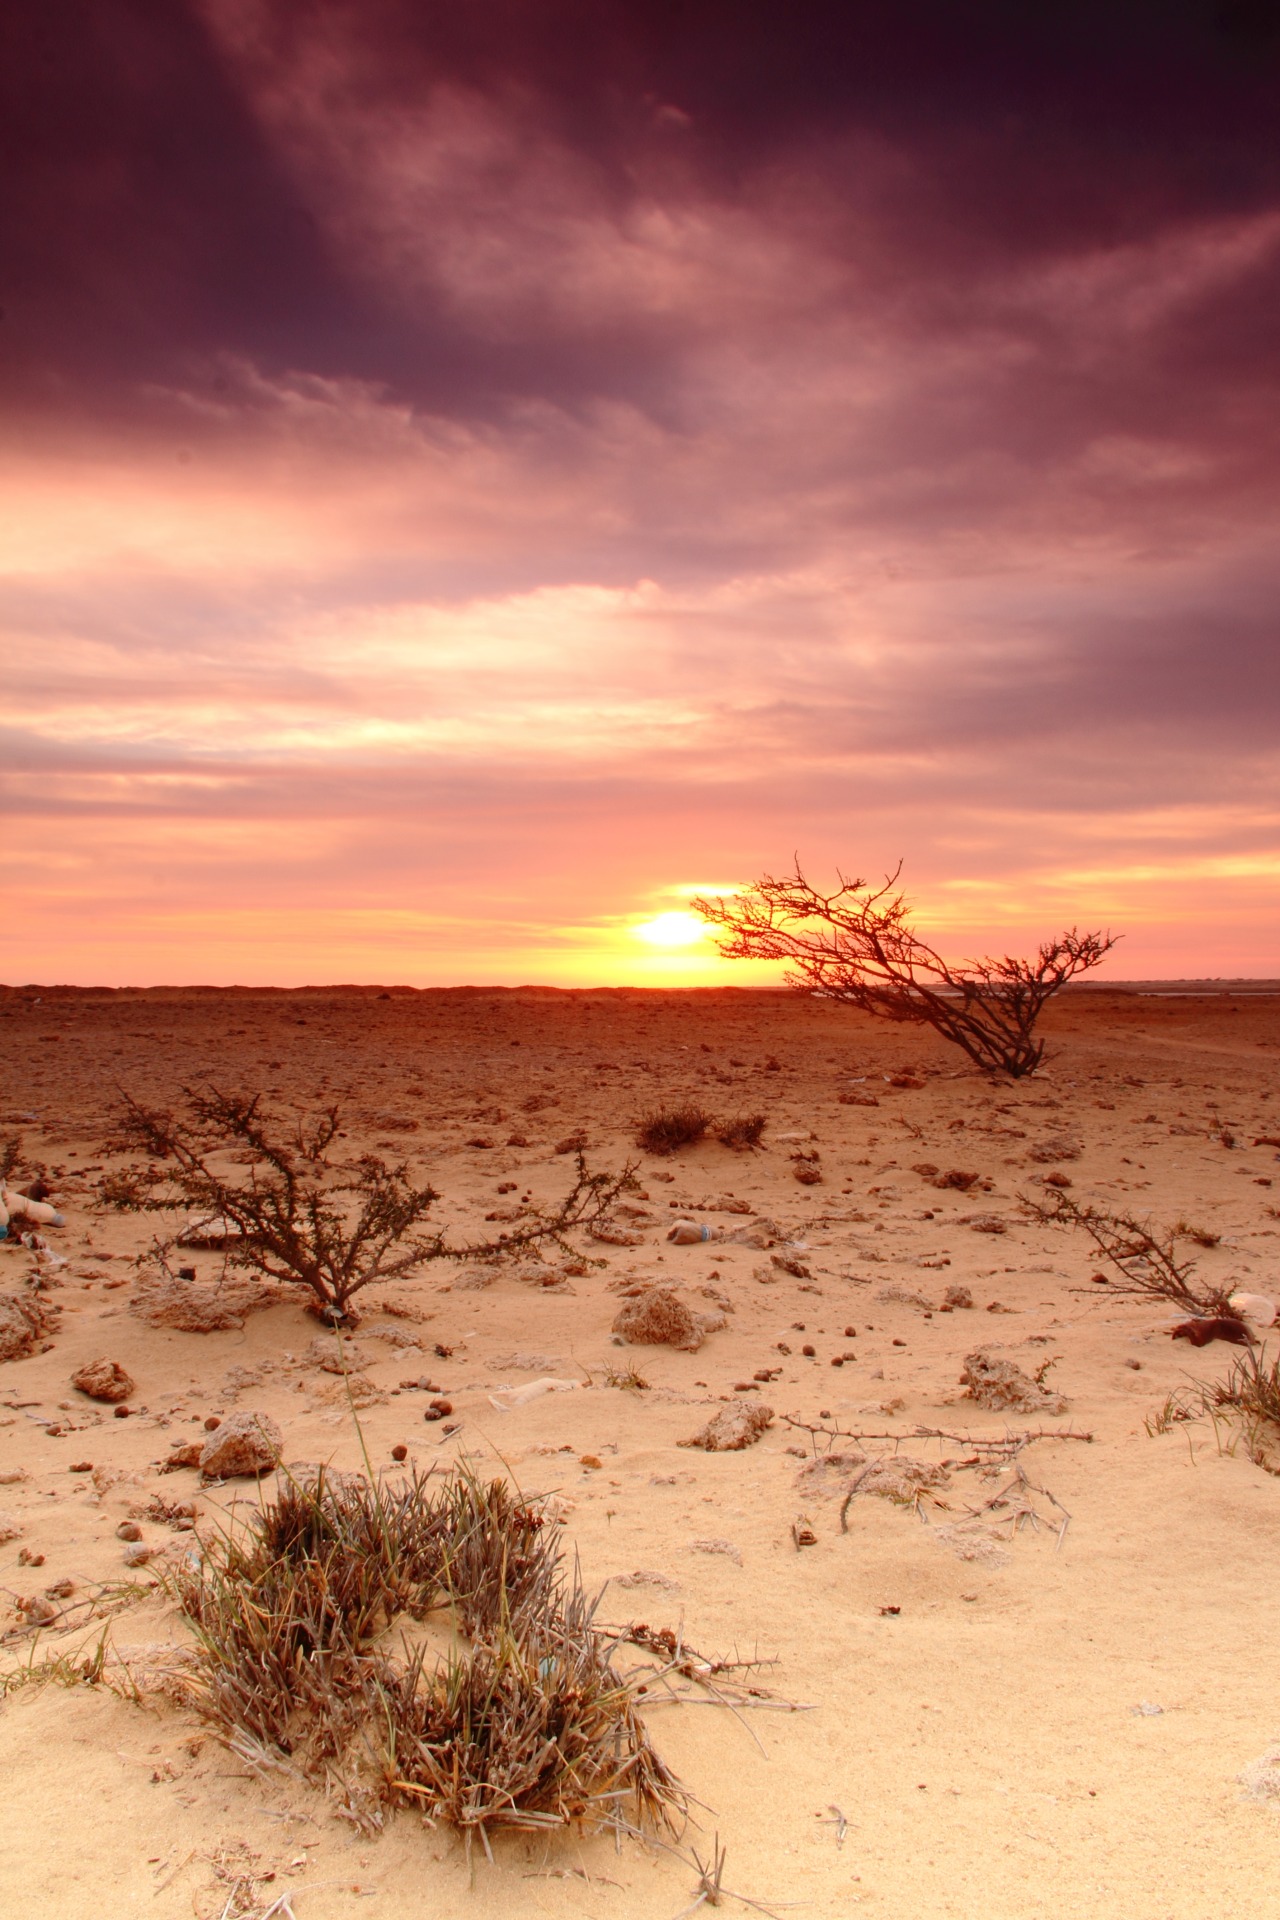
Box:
(1174, 1219, 1222, 1249)
(176, 1465, 685, 1851)
(636, 1105, 714, 1155)
(602, 1363, 651, 1392)
(714, 1112, 767, 1151)
(1202, 1344, 1280, 1456)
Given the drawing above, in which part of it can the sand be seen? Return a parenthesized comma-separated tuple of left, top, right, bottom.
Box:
(1, 982, 1278, 1918)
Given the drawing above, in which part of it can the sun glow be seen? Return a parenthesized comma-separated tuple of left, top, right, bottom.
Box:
(631, 909, 709, 948)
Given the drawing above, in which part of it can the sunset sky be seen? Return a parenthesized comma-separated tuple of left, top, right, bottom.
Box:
(3, 2, 1279, 986)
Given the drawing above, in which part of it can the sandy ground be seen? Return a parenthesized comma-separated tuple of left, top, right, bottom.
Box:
(1, 982, 1279, 1920)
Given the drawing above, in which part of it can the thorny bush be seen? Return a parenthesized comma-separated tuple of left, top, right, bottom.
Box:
(101, 1086, 636, 1321)
(1027, 1188, 1242, 1319)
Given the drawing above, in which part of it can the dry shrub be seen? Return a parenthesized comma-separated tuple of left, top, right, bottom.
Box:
(636, 1105, 713, 1154)
(102, 1087, 634, 1322)
(1028, 1190, 1240, 1319)
(714, 1113, 767, 1150)
(177, 1468, 684, 1849)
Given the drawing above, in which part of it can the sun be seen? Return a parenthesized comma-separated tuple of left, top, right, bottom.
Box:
(632, 909, 709, 949)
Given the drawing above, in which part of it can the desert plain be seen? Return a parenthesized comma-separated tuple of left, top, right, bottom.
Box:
(1, 981, 1278, 1920)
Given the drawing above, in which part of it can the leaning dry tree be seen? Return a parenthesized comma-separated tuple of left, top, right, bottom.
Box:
(100, 1086, 635, 1322)
(693, 863, 1117, 1078)
(1026, 1188, 1240, 1319)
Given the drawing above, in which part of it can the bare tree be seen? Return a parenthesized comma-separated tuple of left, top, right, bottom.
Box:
(100, 1086, 635, 1322)
(693, 864, 1117, 1078)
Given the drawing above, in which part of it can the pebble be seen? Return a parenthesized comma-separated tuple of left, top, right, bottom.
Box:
(115, 1521, 143, 1542)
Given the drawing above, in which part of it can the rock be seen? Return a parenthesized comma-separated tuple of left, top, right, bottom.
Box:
(846, 1457, 949, 1502)
(943, 1284, 975, 1309)
(130, 1271, 281, 1331)
(961, 1348, 1067, 1414)
(689, 1537, 743, 1564)
(116, 1521, 143, 1542)
(71, 1358, 135, 1403)
(591, 1221, 648, 1246)
(22, 1595, 58, 1625)
(612, 1287, 706, 1351)
(198, 1410, 283, 1479)
(0, 1512, 23, 1545)
(162, 1441, 204, 1470)
(1027, 1136, 1082, 1163)
(0, 1289, 60, 1362)
(877, 1284, 933, 1309)
(793, 1163, 823, 1185)
(679, 1401, 773, 1451)
(963, 1213, 1008, 1234)
(122, 1542, 154, 1568)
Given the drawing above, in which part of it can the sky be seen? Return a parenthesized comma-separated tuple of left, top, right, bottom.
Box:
(3, 0, 1279, 987)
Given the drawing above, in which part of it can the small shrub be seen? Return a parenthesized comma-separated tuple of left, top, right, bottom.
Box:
(100, 1087, 634, 1322)
(635, 1105, 713, 1155)
(1027, 1189, 1240, 1319)
(715, 1112, 767, 1150)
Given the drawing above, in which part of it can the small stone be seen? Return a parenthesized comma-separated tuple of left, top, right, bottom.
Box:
(122, 1542, 154, 1568)
(943, 1284, 974, 1309)
(17, 1547, 42, 1567)
(69, 1461, 93, 1474)
(163, 1441, 204, 1470)
(203, 1415, 222, 1431)
(113, 1404, 132, 1418)
(802, 1343, 816, 1357)
(22, 1595, 58, 1625)
(391, 1443, 408, 1461)
(115, 1520, 143, 1542)
(45, 1578, 75, 1599)
(424, 1398, 453, 1421)
(679, 1401, 773, 1451)
(198, 1410, 283, 1479)
(580, 1454, 603, 1469)
(71, 1358, 135, 1403)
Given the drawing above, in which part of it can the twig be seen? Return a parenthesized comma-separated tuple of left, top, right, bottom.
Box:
(819, 1805, 848, 1847)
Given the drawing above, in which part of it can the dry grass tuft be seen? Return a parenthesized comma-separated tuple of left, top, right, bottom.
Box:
(636, 1106, 714, 1155)
(176, 1466, 685, 1849)
(714, 1113, 768, 1151)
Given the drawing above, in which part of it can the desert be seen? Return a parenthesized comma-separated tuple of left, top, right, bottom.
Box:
(1, 981, 1278, 1920)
